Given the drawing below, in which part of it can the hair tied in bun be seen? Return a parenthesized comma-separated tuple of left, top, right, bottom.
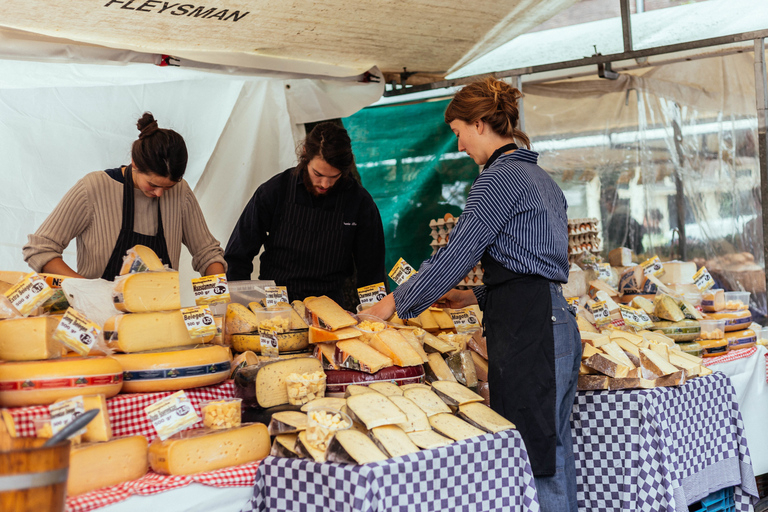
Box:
(138, 120, 160, 139)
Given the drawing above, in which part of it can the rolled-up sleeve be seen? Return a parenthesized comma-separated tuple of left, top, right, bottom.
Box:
(182, 188, 227, 275)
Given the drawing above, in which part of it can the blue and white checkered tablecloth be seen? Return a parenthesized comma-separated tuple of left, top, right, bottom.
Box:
(572, 371, 759, 512)
(240, 429, 538, 512)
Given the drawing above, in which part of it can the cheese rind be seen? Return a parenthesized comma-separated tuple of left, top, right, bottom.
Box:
(105, 311, 214, 353)
(68, 436, 148, 495)
(113, 272, 180, 313)
(271, 433, 300, 458)
(0, 316, 65, 361)
(309, 326, 361, 343)
(268, 411, 308, 435)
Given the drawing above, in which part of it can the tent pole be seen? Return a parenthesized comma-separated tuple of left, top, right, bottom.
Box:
(620, 0, 633, 53)
(671, 104, 687, 261)
(755, 38, 768, 291)
(510, 76, 525, 132)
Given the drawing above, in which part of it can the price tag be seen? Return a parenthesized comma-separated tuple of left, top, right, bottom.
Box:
(50, 396, 86, 436)
(641, 255, 665, 278)
(595, 263, 612, 282)
(388, 258, 418, 286)
(181, 306, 217, 339)
(618, 304, 653, 330)
(358, 282, 387, 307)
(4, 272, 55, 317)
(693, 266, 715, 291)
(53, 308, 102, 356)
(265, 286, 289, 307)
(145, 390, 200, 441)
(191, 274, 230, 306)
(566, 297, 579, 309)
(447, 308, 481, 333)
(259, 326, 279, 358)
(591, 300, 612, 327)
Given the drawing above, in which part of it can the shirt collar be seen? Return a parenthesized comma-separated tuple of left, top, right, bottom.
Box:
(497, 148, 539, 164)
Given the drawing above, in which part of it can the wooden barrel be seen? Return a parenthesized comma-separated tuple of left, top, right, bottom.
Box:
(0, 437, 70, 512)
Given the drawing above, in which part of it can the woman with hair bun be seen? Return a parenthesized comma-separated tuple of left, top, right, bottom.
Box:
(24, 112, 226, 280)
(367, 77, 580, 511)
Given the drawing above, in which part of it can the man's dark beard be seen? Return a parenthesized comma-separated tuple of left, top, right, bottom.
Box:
(303, 167, 338, 197)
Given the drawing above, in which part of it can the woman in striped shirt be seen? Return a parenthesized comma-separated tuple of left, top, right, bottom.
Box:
(367, 77, 581, 512)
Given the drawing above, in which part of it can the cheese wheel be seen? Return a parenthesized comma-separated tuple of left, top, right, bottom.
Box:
(0, 316, 66, 361)
(104, 311, 214, 353)
(725, 329, 756, 350)
(231, 329, 309, 354)
(706, 310, 752, 332)
(112, 345, 232, 393)
(0, 356, 123, 407)
(324, 366, 425, 397)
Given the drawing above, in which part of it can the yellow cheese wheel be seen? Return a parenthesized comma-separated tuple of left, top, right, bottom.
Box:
(706, 310, 752, 332)
(725, 329, 757, 350)
(104, 311, 214, 353)
(0, 356, 123, 407)
(231, 329, 309, 354)
(113, 344, 232, 393)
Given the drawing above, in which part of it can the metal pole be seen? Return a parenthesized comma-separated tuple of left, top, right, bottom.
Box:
(510, 76, 525, 132)
(671, 104, 687, 260)
(754, 39, 768, 292)
(620, 0, 633, 53)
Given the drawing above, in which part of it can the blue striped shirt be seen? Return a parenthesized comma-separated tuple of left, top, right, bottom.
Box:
(393, 149, 569, 318)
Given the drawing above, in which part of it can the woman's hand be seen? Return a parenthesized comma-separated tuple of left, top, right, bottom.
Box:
(436, 288, 477, 309)
(364, 293, 396, 320)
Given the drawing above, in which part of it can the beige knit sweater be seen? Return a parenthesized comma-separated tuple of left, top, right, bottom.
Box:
(23, 170, 226, 279)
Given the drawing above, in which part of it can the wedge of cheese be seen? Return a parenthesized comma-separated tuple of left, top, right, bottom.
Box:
(295, 430, 327, 462)
(398, 330, 429, 363)
(231, 330, 309, 354)
(421, 331, 455, 354)
(611, 337, 640, 366)
(368, 382, 403, 397)
(429, 309, 455, 330)
(55, 394, 113, 442)
(702, 289, 725, 312)
(344, 384, 379, 397)
(224, 303, 260, 343)
(309, 326, 361, 343)
(577, 316, 598, 333)
(429, 413, 485, 441)
(105, 311, 213, 353)
(233, 357, 323, 409)
(314, 342, 339, 370)
(119, 245, 165, 275)
(402, 387, 451, 417)
(639, 348, 679, 377)
(301, 397, 347, 412)
(654, 295, 685, 322)
(268, 411, 308, 435)
(346, 393, 407, 429)
(149, 424, 269, 475)
(369, 425, 420, 458)
(601, 341, 636, 370)
(335, 339, 393, 374)
(431, 381, 484, 406)
(425, 352, 458, 383)
(388, 395, 431, 433)
(68, 436, 148, 495)
(581, 343, 602, 360)
(608, 377, 656, 390)
(407, 310, 440, 331)
(407, 429, 453, 449)
(326, 429, 388, 464)
(304, 296, 357, 331)
(0, 316, 65, 361)
(366, 329, 423, 367)
(583, 353, 630, 378)
(445, 350, 478, 388)
(113, 271, 180, 313)
(270, 433, 300, 458)
(469, 351, 489, 382)
(457, 402, 515, 433)
(577, 374, 609, 390)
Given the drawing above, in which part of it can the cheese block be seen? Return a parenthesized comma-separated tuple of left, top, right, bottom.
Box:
(301, 397, 347, 412)
(469, 351, 488, 382)
(388, 395, 431, 432)
(407, 429, 453, 450)
(268, 411, 308, 435)
(398, 330, 429, 363)
(579, 363, 597, 375)
(583, 353, 629, 378)
(295, 430, 327, 462)
(369, 425, 420, 458)
(642, 331, 675, 347)
(609, 247, 633, 267)
(608, 377, 656, 390)
(707, 310, 752, 332)
(149, 423, 270, 475)
(654, 295, 685, 322)
(649, 341, 671, 361)
(344, 384, 379, 397)
(660, 261, 696, 285)
(421, 331, 455, 354)
(113, 271, 180, 313)
(270, 433, 300, 458)
(233, 357, 323, 409)
(445, 350, 478, 388)
(388, 312, 405, 325)
(589, 279, 619, 298)
(609, 329, 644, 345)
(291, 300, 307, 320)
(303, 296, 357, 331)
(230, 350, 259, 378)
(68, 436, 149, 496)
(346, 393, 407, 429)
(668, 352, 703, 376)
(601, 341, 636, 370)
(119, 245, 165, 275)
(113, 344, 231, 393)
(678, 299, 704, 320)
(402, 387, 452, 417)
(0, 271, 25, 285)
(581, 342, 602, 360)
(335, 339, 392, 373)
(314, 342, 339, 370)
(725, 329, 757, 350)
(407, 310, 439, 331)
(309, 326, 360, 343)
(631, 296, 655, 316)
(0, 316, 65, 361)
(611, 338, 640, 366)
(654, 370, 686, 387)
(653, 320, 701, 341)
(577, 316, 598, 333)
(431, 381, 484, 406)
(324, 366, 424, 397)
(577, 374, 610, 390)
(457, 402, 515, 433)
(429, 413, 485, 441)
(231, 330, 309, 354)
(639, 348, 679, 377)
(56, 394, 112, 442)
(368, 329, 423, 367)
(105, 311, 213, 353)
(367, 382, 403, 397)
(0, 356, 123, 407)
(326, 429, 388, 464)
(702, 289, 725, 312)
(224, 303, 259, 346)
(430, 309, 455, 330)
(425, 353, 458, 383)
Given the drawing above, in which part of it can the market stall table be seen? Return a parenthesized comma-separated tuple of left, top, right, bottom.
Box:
(240, 429, 539, 512)
(572, 372, 759, 512)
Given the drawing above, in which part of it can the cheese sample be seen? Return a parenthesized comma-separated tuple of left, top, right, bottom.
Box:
(369, 425, 420, 458)
(271, 433, 300, 458)
(105, 311, 213, 353)
(407, 429, 453, 450)
(402, 387, 452, 417)
(119, 245, 165, 275)
(113, 271, 180, 313)
(335, 339, 393, 373)
(0, 316, 65, 361)
(429, 413, 485, 441)
(268, 411, 308, 435)
(431, 381, 484, 406)
(309, 326, 361, 344)
(149, 424, 270, 475)
(326, 429, 388, 464)
(346, 393, 407, 429)
(388, 395, 431, 432)
(367, 329, 424, 367)
(68, 436, 148, 495)
(702, 289, 725, 312)
(113, 344, 232, 393)
(367, 382, 403, 397)
(0, 356, 123, 407)
(707, 310, 752, 332)
(234, 357, 323, 409)
(303, 296, 357, 331)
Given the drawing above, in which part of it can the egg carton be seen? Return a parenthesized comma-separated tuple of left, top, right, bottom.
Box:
(568, 233, 600, 248)
(567, 218, 599, 235)
(568, 242, 600, 256)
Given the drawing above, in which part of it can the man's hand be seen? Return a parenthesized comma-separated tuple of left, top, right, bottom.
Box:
(435, 288, 477, 309)
(365, 293, 396, 320)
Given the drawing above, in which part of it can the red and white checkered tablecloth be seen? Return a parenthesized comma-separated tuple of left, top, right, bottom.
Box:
(703, 346, 758, 366)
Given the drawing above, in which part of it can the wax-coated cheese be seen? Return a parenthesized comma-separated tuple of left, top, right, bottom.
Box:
(119, 245, 165, 275)
(429, 413, 485, 441)
(431, 381, 484, 407)
(407, 429, 453, 450)
(369, 425, 420, 458)
(0, 316, 65, 361)
(326, 429, 388, 464)
(388, 395, 431, 432)
(54, 394, 113, 442)
(231, 329, 309, 354)
(335, 339, 392, 373)
(346, 393, 407, 429)
(458, 402, 516, 433)
(113, 345, 232, 393)
(402, 387, 451, 417)
(652, 320, 701, 341)
(233, 357, 324, 409)
(68, 436, 148, 496)
(303, 296, 357, 331)
(725, 329, 757, 349)
(113, 271, 181, 313)
(149, 424, 270, 475)
(0, 356, 123, 407)
(367, 329, 423, 367)
(707, 310, 752, 332)
(324, 365, 425, 397)
(105, 311, 213, 353)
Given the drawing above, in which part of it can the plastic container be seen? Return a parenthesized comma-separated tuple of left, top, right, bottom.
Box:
(286, 371, 327, 405)
(758, 327, 768, 346)
(353, 314, 387, 333)
(724, 291, 750, 311)
(699, 319, 726, 340)
(304, 408, 351, 452)
(251, 308, 292, 334)
(688, 486, 734, 512)
(200, 398, 242, 430)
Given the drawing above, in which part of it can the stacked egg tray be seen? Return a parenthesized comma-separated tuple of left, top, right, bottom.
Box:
(428, 214, 484, 288)
(568, 217, 601, 261)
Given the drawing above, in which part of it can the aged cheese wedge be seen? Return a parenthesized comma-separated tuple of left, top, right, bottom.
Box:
(581, 343, 602, 360)
(429, 413, 485, 441)
(668, 353, 703, 376)
(398, 330, 429, 363)
(430, 309, 455, 330)
(407, 310, 439, 331)
(367, 382, 403, 397)
(304, 296, 357, 331)
(469, 351, 488, 382)
(344, 384, 379, 397)
(407, 429, 453, 449)
(326, 429, 388, 464)
(119, 245, 165, 275)
(268, 411, 308, 435)
(368, 329, 424, 367)
(609, 330, 644, 345)
(230, 350, 259, 377)
(678, 299, 704, 320)
(580, 332, 610, 347)
(233, 357, 323, 409)
(457, 402, 515, 433)
(0, 316, 65, 361)
(68, 436, 148, 495)
(301, 397, 347, 412)
(224, 303, 259, 345)
(113, 271, 180, 313)
(577, 316, 598, 333)
(601, 341, 636, 369)
(425, 353, 458, 383)
(313, 341, 339, 371)
(402, 387, 451, 417)
(608, 377, 656, 390)
(421, 331, 455, 354)
(655, 370, 686, 387)
(105, 311, 214, 353)
(270, 433, 300, 458)
(445, 350, 478, 388)
(55, 394, 113, 442)
(639, 348, 679, 377)
(579, 363, 597, 375)
(335, 339, 392, 373)
(584, 353, 630, 378)
(346, 393, 407, 429)
(292, 300, 307, 320)
(631, 296, 655, 316)
(295, 430, 326, 462)
(431, 381, 484, 406)
(642, 331, 675, 347)
(388, 395, 431, 432)
(369, 425, 420, 458)
(654, 295, 685, 322)
(577, 374, 609, 390)
(649, 342, 671, 361)
(309, 326, 361, 343)
(611, 337, 640, 366)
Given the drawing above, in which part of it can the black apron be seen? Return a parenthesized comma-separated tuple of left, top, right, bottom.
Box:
(101, 165, 172, 281)
(259, 171, 352, 309)
(479, 142, 557, 477)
